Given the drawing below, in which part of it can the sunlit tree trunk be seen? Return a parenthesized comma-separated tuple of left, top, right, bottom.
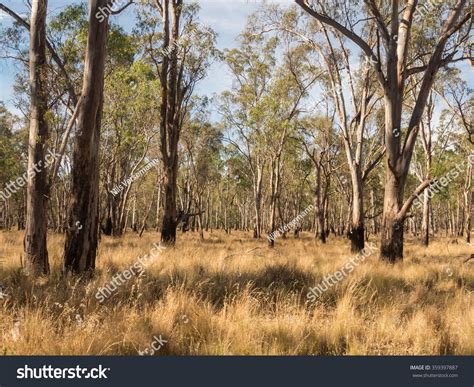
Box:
(253, 162, 264, 238)
(464, 162, 472, 243)
(24, 0, 50, 277)
(63, 0, 109, 275)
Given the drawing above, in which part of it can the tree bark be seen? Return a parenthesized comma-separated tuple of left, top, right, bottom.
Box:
(24, 0, 50, 277)
(349, 171, 365, 252)
(63, 0, 109, 275)
(161, 162, 178, 243)
(253, 163, 264, 238)
(268, 157, 279, 247)
(465, 161, 472, 243)
(314, 161, 326, 243)
(295, 0, 470, 262)
(380, 168, 404, 262)
(157, 0, 184, 244)
(421, 189, 430, 246)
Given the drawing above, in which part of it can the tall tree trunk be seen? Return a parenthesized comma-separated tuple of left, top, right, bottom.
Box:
(161, 160, 178, 242)
(268, 158, 278, 247)
(197, 196, 204, 240)
(370, 189, 377, 235)
(349, 171, 364, 252)
(253, 163, 264, 238)
(421, 189, 430, 246)
(155, 180, 162, 231)
(380, 168, 405, 263)
(139, 191, 156, 237)
(158, 0, 183, 244)
(24, 0, 50, 277)
(63, 0, 109, 275)
(464, 161, 472, 243)
(314, 163, 326, 243)
(132, 192, 137, 232)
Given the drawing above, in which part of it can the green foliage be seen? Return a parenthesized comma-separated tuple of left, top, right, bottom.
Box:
(0, 103, 24, 188)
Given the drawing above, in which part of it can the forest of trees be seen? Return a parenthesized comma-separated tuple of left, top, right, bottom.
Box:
(0, 0, 472, 278)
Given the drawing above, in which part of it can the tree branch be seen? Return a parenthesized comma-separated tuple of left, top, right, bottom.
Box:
(362, 148, 385, 181)
(0, 3, 78, 105)
(397, 178, 433, 220)
(111, 0, 134, 15)
(295, 0, 386, 88)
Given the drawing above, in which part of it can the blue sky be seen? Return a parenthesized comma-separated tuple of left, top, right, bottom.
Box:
(0, 0, 472, 121)
(0, 0, 293, 117)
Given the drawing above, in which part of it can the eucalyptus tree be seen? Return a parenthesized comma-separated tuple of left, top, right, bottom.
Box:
(255, 4, 385, 252)
(222, 150, 254, 232)
(63, 0, 112, 275)
(0, 2, 79, 107)
(0, 104, 20, 196)
(413, 92, 434, 246)
(0, 0, 61, 274)
(220, 32, 278, 238)
(314, 27, 385, 252)
(0, 3, 87, 239)
(23, 0, 50, 276)
(296, 0, 471, 262)
(463, 152, 472, 243)
(265, 44, 320, 247)
(434, 70, 473, 242)
(435, 69, 473, 145)
(137, 0, 219, 244)
(299, 115, 340, 242)
(100, 61, 160, 236)
(0, 104, 24, 231)
(181, 111, 222, 239)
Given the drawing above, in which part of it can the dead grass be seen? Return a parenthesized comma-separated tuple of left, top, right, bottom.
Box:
(0, 230, 473, 355)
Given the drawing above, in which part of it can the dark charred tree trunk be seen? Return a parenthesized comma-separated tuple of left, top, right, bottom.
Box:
(421, 190, 430, 246)
(350, 225, 365, 253)
(380, 218, 404, 263)
(349, 171, 365, 253)
(315, 163, 326, 244)
(161, 158, 178, 243)
(102, 216, 113, 236)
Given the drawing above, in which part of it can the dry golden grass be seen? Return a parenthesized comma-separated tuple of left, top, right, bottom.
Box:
(0, 230, 473, 355)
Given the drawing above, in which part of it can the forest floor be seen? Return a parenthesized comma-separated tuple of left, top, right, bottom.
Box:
(0, 230, 473, 355)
